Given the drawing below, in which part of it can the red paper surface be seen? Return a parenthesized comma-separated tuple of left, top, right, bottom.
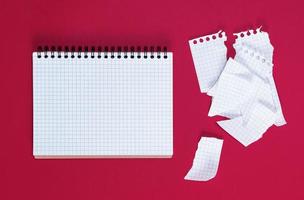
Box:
(1, 0, 303, 199)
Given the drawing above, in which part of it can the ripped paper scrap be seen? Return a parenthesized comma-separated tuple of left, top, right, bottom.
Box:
(185, 137, 223, 181)
(189, 31, 227, 93)
(233, 28, 286, 126)
(217, 102, 276, 146)
(208, 58, 257, 119)
(233, 27, 274, 63)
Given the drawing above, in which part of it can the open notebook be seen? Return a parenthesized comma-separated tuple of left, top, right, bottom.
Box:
(33, 46, 173, 158)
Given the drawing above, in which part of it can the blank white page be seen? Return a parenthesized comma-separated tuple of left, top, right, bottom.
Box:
(33, 51, 173, 158)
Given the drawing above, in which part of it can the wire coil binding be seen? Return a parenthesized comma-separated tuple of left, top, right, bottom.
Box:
(37, 46, 168, 59)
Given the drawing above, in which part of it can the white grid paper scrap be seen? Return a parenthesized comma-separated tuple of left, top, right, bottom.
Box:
(206, 81, 218, 97)
(33, 51, 173, 157)
(189, 31, 227, 93)
(266, 75, 286, 126)
(234, 45, 286, 126)
(234, 44, 273, 79)
(208, 58, 257, 118)
(185, 137, 223, 181)
(217, 102, 276, 147)
(233, 27, 274, 63)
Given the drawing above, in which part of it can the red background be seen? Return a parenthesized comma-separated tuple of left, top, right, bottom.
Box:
(1, 0, 303, 199)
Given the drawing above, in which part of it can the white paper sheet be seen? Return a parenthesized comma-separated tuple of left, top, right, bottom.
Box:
(233, 27, 274, 63)
(233, 28, 286, 126)
(217, 102, 276, 147)
(189, 31, 227, 93)
(185, 137, 223, 181)
(209, 46, 279, 146)
(208, 58, 257, 118)
(191, 27, 286, 147)
(33, 51, 173, 158)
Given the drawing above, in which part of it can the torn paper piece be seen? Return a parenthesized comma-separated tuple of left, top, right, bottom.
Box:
(266, 75, 287, 126)
(217, 102, 276, 146)
(240, 77, 276, 126)
(233, 27, 274, 63)
(234, 44, 273, 79)
(185, 137, 223, 181)
(206, 81, 218, 97)
(234, 44, 286, 126)
(208, 58, 257, 118)
(209, 27, 273, 96)
(189, 31, 227, 93)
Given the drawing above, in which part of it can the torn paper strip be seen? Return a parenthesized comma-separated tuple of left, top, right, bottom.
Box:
(208, 45, 283, 146)
(233, 28, 286, 126)
(233, 27, 274, 63)
(217, 102, 276, 146)
(185, 137, 223, 181)
(209, 41, 286, 127)
(266, 75, 286, 126)
(208, 58, 257, 118)
(234, 43, 286, 126)
(189, 31, 227, 93)
(209, 27, 273, 97)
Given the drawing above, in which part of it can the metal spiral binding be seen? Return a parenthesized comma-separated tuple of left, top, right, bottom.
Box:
(91, 47, 95, 58)
(77, 46, 82, 58)
(143, 46, 148, 59)
(104, 46, 109, 58)
(124, 46, 128, 58)
(130, 46, 135, 59)
(137, 47, 141, 58)
(64, 46, 69, 58)
(37, 46, 168, 59)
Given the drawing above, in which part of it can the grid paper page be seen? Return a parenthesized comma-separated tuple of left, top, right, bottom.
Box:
(185, 137, 223, 181)
(189, 31, 227, 93)
(33, 51, 173, 158)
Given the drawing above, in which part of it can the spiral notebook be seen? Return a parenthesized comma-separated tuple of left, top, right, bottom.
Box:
(33, 46, 173, 158)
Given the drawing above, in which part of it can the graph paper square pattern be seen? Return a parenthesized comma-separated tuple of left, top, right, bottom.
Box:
(217, 102, 276, 147)
(233, 27, 274, 63)
(209, 28, 274, 97)
(233, 28, 286, 126)
(209, 45, 274, 119)
(189, 27, 286, 147)
(33, 51, 173, 158)
(185, 137, 223, 181)
(189, 31, 227, 93)
(266, 74, 286, 126)
(234, 44, 286, 126)
(211, 46, 281, 146)
(208, 58, 257, 118)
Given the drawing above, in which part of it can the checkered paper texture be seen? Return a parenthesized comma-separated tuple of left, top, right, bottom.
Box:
(209, 47, 279, 146)
(189, 31, 227, 93)
(217, 102, 276, 147)
(233, 27, 274, 63)
(208, 27, 274, 98)
(217, 46, 277, 145)
(205, 28, 286, 146)
(234, 44, 275, 123)
(209, 46, 274, 118)
(208, 58, 258, 119)
(234, 28, 286, 126)
(33, 51, 173, 157)
(185, 137, 223, 181)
